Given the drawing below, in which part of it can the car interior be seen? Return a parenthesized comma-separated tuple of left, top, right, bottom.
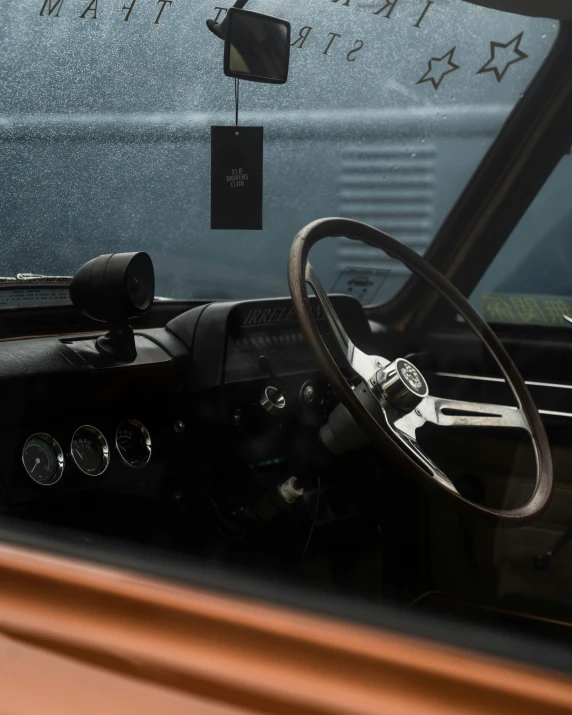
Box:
(3, 0, 572, 675)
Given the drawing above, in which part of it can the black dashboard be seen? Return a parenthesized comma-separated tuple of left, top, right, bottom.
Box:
(0, 328, 188, 511)
(0, 295, 374, 522)
(168, 295, 373, 388)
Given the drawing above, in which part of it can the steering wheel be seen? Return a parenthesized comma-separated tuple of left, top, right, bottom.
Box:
(288, 218, 553, 526)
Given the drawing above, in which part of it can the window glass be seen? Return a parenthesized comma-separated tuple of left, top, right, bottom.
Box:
(472, 153, 572, 326)
(3, 1, 572, 676)
(0, 0, 557, 301)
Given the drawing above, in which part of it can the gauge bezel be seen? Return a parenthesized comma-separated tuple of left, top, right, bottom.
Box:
(70, 425, 110, 477)
(22, 433, 65, 486)
(115, 419, 152, 469)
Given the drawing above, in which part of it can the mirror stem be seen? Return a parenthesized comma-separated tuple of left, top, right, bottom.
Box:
(207, 0, 251, 40)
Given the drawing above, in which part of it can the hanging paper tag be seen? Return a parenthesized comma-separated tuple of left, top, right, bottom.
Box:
(211, 126, 263, 230)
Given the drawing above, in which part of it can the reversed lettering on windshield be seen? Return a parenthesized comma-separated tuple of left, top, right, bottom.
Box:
(34, 0, 531, 90)
(40, 0, 174, 23)
(35, 0, 437, 70)
(37, 0, 434, 30)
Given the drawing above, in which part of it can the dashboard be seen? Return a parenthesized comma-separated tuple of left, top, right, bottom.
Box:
(170, 295, 373, 388)
(5, 288, 572, 627)
(8, 291, 571, 523)
(0, 295, 373, 518)
(0, 327, 188, 512)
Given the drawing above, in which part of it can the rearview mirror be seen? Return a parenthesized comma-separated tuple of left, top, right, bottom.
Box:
(224, 8, 291, 85)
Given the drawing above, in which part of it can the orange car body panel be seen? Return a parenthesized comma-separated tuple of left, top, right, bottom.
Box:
(0, 542, 570, 714)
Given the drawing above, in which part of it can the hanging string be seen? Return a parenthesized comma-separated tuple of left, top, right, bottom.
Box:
(234, 78, 240, 128)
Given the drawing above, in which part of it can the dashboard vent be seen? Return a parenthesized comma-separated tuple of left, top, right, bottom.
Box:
(336, 143, 436, 284)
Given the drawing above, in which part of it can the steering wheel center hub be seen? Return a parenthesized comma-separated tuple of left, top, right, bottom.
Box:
(378, 358, 428, 411)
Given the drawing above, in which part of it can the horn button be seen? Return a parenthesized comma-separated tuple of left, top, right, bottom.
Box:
(376, 358, 428, 412)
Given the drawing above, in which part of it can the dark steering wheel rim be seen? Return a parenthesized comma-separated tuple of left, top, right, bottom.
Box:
(288, 217, 553, 526)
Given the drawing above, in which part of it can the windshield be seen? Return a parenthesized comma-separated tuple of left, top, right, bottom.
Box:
(1, 0, 558, 302)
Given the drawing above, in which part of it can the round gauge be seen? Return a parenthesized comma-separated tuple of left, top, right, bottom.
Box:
(115, 419, 152, 469)
(22, 433, 65, 486)
(126, 254, 154, 313)
(70, 425, 110, 476)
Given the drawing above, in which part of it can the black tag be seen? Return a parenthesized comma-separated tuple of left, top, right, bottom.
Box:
(211, 126, 263, 230)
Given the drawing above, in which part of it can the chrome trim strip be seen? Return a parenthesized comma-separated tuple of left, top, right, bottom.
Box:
(434, 371, 572, 391)
(539, 409, 572, 419)
(431, 373, 572, 420)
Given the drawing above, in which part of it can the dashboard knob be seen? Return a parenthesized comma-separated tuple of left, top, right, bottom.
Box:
(260, 386, 286, 416)
(300, 380, 317, 405)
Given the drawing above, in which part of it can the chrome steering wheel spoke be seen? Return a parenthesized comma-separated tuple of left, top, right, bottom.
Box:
(388, 403, 459, 494)
(385, 392, 528, 494)
(419, 396, 529, 431)
(305, 262, 389, 383)
(384, 395, 530, 493)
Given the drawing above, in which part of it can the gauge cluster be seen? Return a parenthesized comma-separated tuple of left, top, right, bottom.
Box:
(22, 420, 153, 487)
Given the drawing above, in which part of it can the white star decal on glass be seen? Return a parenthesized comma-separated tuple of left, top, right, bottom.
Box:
(416, 48, 460, 91)
(477, 32, 528, 82)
